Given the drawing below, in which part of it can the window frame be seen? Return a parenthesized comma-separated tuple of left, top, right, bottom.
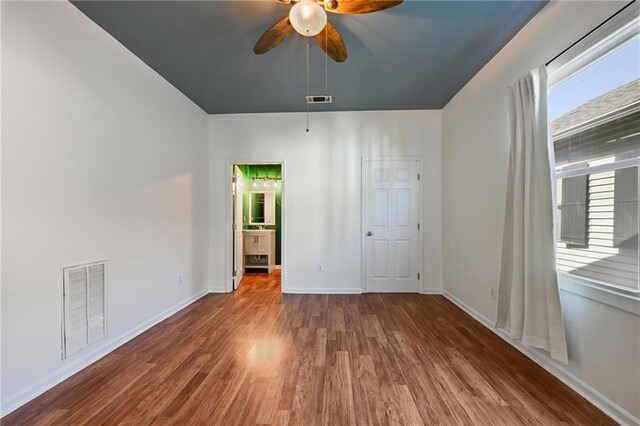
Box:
(547, 2, 639, 90)
(548, 2, 640, 299)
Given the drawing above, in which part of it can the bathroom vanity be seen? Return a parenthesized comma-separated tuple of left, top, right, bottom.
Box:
(243, 229, 276, 273)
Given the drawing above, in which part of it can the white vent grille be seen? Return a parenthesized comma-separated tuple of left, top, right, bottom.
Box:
(63, 261, 106, 358)
(306, 95, 332, 104)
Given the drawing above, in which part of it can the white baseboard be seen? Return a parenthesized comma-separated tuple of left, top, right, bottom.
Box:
(284, 287, 363, 294)
(442, 290, 639, 426)
(420, 288, 443, 295)
(208, 287, 228, 293)
(1, 289, 210, 417)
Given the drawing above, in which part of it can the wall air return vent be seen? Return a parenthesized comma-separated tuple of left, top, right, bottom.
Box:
(62, 261, 107, 358)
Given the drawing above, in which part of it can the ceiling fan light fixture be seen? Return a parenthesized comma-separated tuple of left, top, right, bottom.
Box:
(289, 0, 327, 37)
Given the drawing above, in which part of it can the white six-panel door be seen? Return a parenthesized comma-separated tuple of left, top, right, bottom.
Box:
(364, 160, 420, 292)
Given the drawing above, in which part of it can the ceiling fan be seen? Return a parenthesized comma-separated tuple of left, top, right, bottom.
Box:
(253, 0, 403, 63)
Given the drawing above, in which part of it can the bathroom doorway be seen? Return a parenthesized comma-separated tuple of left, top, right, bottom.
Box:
(229, 162, 283, 292)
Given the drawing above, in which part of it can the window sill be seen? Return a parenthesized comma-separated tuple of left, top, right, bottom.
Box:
(558, 273, 640, 315)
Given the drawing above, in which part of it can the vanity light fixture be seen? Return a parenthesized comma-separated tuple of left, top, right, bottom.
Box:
(249, 176, 281, 189)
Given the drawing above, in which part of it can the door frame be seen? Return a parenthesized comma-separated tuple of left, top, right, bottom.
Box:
(232, 165, 244, 290)
(361, 157, 424, 293)
(225, 158, 286, 293)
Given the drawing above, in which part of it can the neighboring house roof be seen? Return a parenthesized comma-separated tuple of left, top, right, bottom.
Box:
(552, 78, 640, 135)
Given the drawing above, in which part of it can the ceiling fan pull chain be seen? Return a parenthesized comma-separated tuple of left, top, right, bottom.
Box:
(306, 34, 309, 132)
(306, 32, 310, 97)
(325, 23, 328, 95)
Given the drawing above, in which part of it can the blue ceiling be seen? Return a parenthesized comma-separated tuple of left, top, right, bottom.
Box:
(72, 1, 547, 114)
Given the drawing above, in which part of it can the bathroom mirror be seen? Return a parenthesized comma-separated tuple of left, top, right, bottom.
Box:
(250, 191, 276, 225)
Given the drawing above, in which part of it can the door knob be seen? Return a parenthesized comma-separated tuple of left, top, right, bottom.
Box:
(366, 231, 373, 237)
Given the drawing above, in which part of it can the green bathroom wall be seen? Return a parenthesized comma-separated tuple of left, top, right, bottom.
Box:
(237, 164, 282, 265)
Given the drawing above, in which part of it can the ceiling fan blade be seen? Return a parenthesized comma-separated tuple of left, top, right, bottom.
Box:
(315, 22, 347, 62)
(324, 0, 403, 14)
(253, 16, 295, 55)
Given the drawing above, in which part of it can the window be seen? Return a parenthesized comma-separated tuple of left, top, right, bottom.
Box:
(549, 4, 639, 294)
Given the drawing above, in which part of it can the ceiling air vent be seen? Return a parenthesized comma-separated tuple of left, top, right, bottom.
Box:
(306, 95, 332, 104)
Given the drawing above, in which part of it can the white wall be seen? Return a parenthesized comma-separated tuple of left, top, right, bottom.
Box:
(5, 0, 633, 422)
(441, 1, 639, 423)
(209, 110, 442, 294)
(1, 1, 209, 414)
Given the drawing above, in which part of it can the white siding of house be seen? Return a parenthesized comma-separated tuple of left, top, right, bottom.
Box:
(557, 168, 639, 292)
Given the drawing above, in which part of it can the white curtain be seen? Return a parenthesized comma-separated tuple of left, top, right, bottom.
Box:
(497, 66, 568, 364)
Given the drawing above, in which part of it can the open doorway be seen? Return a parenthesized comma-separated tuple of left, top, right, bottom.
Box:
(231, 163, 283, 292)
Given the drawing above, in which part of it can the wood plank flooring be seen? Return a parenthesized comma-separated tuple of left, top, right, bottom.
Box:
(3, 271, 614, 425)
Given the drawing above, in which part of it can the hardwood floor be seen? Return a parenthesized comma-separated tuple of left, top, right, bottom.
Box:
(4, 271, 613, 425)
